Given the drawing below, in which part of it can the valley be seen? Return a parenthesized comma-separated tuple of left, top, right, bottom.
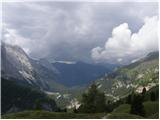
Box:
(2, 1, 159, 119)
(1, 43, 117, 110)
(1, 43, 159, 119)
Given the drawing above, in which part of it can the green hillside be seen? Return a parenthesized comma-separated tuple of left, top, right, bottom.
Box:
(106, 101, 159, 119)
(3, 101, 158, 119)
(2, 111, 106, 119)
(143, 101, 159, 118)
(106, 113, 144, 119)
(112, 104, 130, 113)
(1, 78, 59, 114)
(3, 84, 159, 119)
(2, 52, 159, 119)
(94, 52, 159, 100)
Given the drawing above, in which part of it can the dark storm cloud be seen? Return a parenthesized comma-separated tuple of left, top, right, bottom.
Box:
(2, 2, 158, 63)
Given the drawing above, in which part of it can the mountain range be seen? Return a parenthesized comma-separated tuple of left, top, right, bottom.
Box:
(52, 61, 113, 86)
(1, 42, 159, 114)
(1, 43, 117, 91)
(94, 51, 159, 101)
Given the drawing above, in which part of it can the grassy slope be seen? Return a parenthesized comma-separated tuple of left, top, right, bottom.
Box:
(2, 111, 106, 119)
(107, 113, 144, 119)
(112, 104, 130, 113)
(106, 104, 143, 119)
(143, 101, 159, 118)
(3, 101, 158, 119)
(107, 101, 159, 119)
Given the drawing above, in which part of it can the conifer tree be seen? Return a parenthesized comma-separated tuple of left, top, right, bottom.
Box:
(150, 92, 156, 101)
(130, 94, 145, 117)
(78, 84, 106, 113)
(35, 99, 41, 110)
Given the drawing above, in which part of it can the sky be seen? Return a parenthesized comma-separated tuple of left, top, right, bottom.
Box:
(2, 1, 159, 64)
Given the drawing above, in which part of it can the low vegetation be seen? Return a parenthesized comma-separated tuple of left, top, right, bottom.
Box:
(1, 78, 60, 114)
(2, 111, 106, 119)
(2, 83, 159, 119)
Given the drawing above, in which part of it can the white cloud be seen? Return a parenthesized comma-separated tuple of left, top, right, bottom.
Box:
(2, 2, 158, 62)
(2, 24, 32, 54)
(91, 16, 158, 64)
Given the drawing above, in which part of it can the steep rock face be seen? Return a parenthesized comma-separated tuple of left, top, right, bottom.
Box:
(1, 43, 116, 91)
(94, 51, 159, 101)
(1, 44, 23, 80)
(1, 43, 35, 84)
(1, 43, 62, 114)
(1, 43, 59, 90)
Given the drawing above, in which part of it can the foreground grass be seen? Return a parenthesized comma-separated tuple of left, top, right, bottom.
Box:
(2, 111, 106, 119)
(112, 104, 130, 114)
(106, 104, 143, 119)
(106, 113, 144, 119)
(107, 101, 159, 119)
(143, 101, 159, 118)
(2, 101, 159, 119)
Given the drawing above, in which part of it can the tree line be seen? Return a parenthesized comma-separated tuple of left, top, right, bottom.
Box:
(75, 84, 159, 117)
